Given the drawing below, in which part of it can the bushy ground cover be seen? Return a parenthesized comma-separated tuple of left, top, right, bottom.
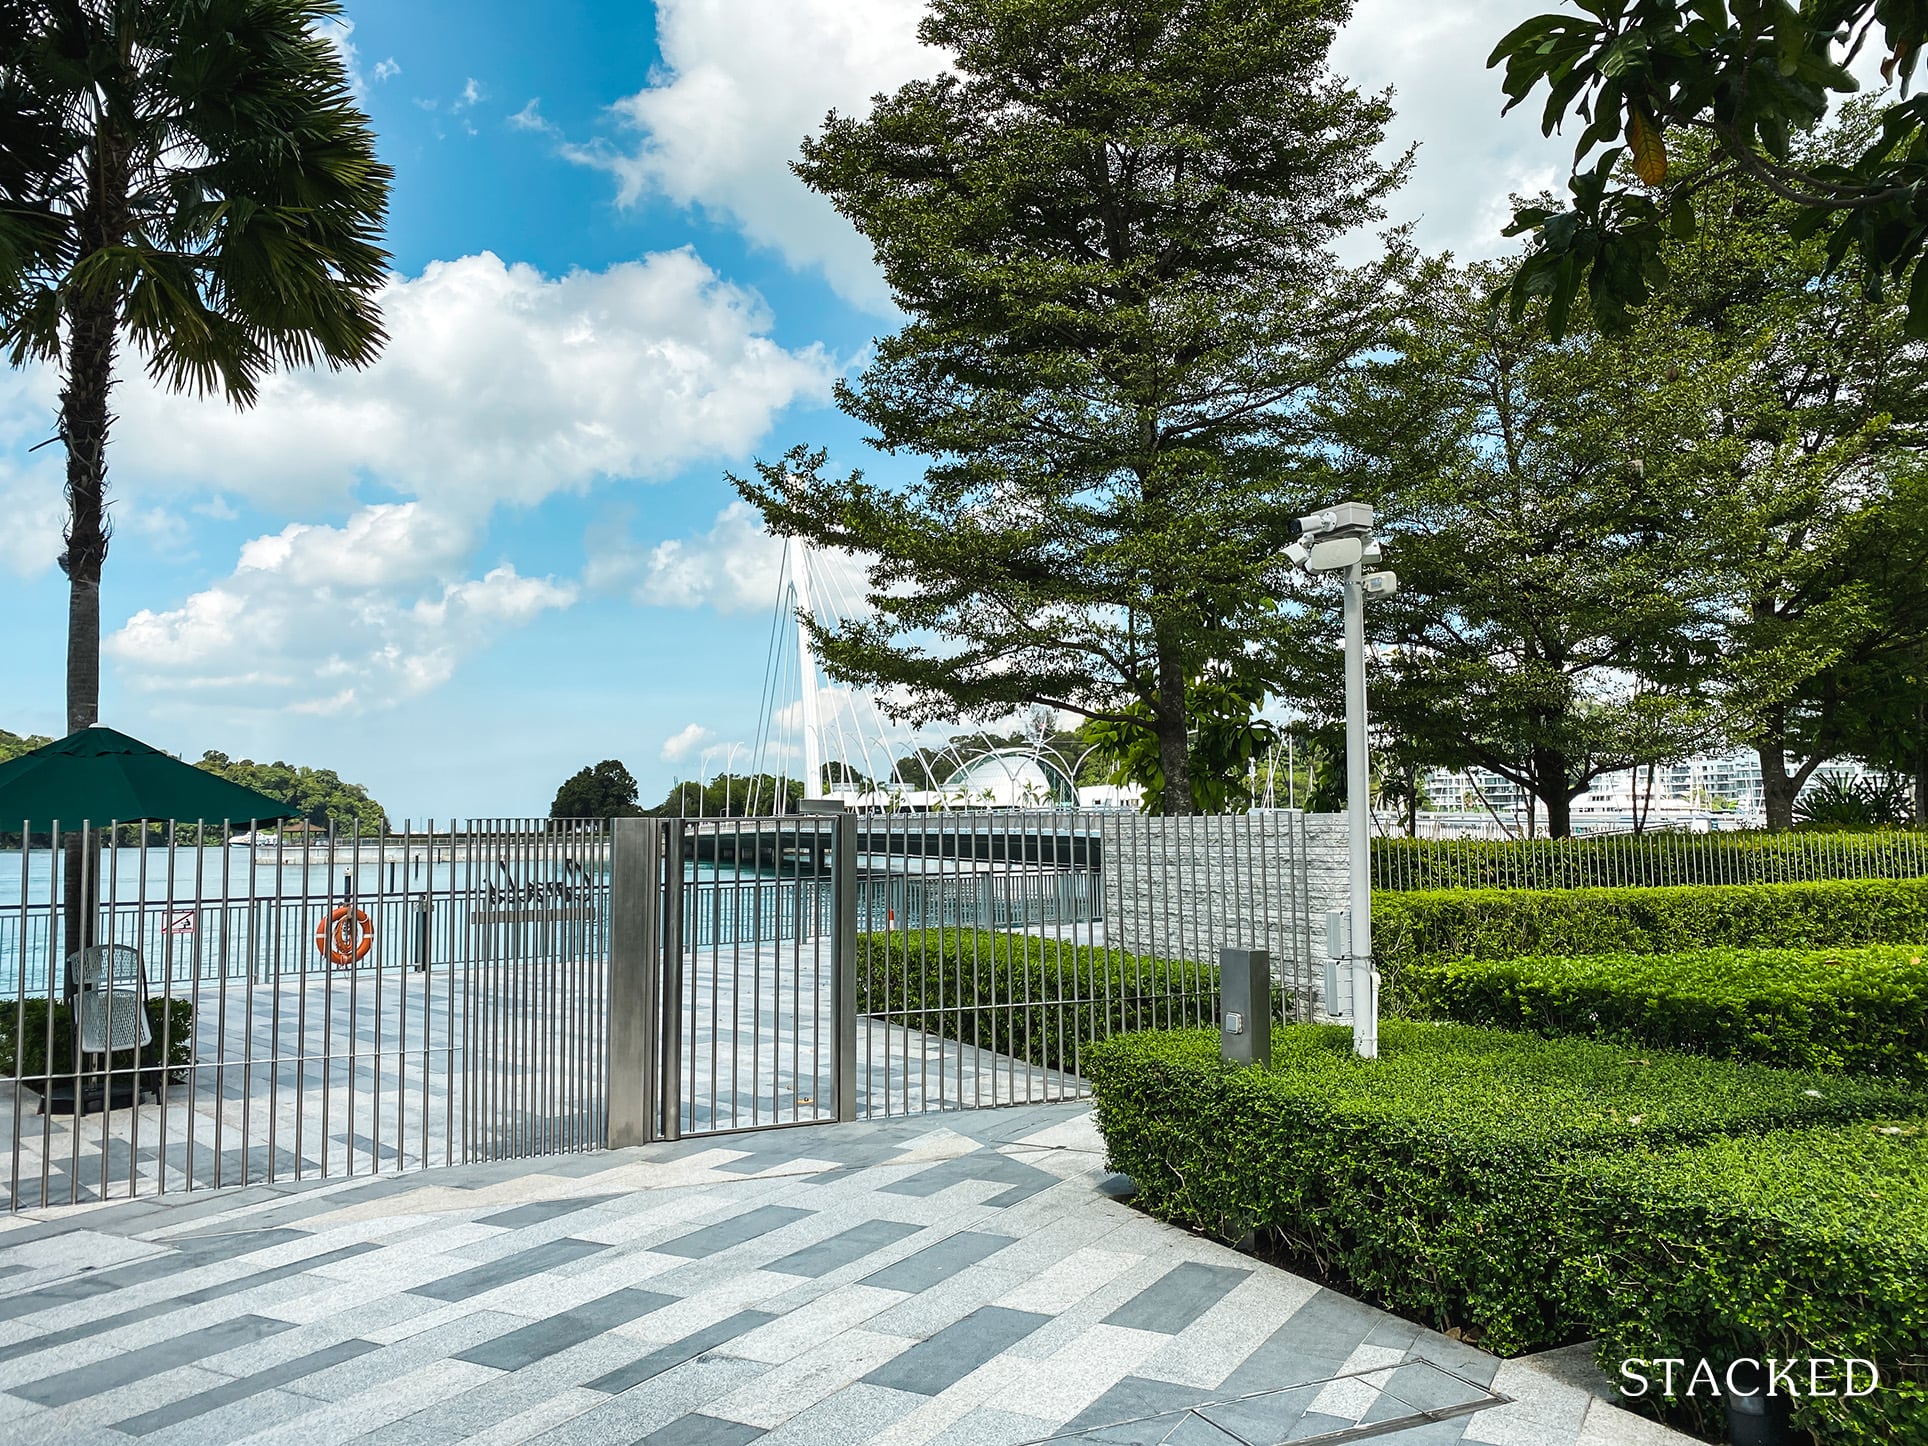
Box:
(0, 996, 192, 1087)
(1556, 1122, 1928, 1445)
(1084, 1021, 1918, 1358)
(1402, 943, 1928, 1078)
(857, 929, 1214, 1073)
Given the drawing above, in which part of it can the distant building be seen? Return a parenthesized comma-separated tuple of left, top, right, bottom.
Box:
(1416, 753, 1882, 834)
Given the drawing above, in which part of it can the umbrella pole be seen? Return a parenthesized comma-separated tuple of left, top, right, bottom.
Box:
(61, 828, 99, 963)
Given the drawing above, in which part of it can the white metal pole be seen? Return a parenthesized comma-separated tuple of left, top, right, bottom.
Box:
(1343, 559, 1377, 1058)
(789, 536, 825, 800)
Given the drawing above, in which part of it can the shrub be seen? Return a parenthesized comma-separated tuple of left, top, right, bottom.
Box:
(1374, 878, 1928, 1001)
(857, 930, 1215, 1075)
(0, 997, 194, 1090)
(1086, 1021, 1921, 1355)
(1373, 829, 1928, 892)
(1555, 1123, 1928, 1445)
(1403, 945, 1928, 1078)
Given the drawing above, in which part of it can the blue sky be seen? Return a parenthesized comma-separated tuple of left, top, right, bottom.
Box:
(0, 0, 1573, 819)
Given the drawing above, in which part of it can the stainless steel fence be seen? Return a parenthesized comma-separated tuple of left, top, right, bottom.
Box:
(3, 818, 611, 1209)
(1372, 827, 1928, 891)
(636, 809, 1320, 1131)
(8, 806, 1323, 1208)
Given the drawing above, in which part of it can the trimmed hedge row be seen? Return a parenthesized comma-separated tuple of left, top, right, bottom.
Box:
(1374, 877, 1928, 996)
(1374, 828, 1928, 892)
(856, 930, 1215, 1075)
(1084, 1021, 1919, 1356)
(1558, 1123, 1928, 1445)
(1403, 944, 1928, 1079)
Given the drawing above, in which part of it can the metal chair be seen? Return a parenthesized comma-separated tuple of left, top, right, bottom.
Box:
(67, 944, 154, 1054)
(54, 944, 160, 1111)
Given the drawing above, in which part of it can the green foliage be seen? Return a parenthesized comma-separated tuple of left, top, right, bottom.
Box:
(1556, 1124, 1928, 1444)
(648, 773, 804, 817)
(1403, 944, 1928, 1079)
(1086, 1021, 1921, 1355)
(737, 0, 1410, 814)
(0, 997, 193, 1083)
(1373, 875, 1928, 986)
(1294, 256, 1721, 838)
(1372, 829, 1928, 891)
(1794, 773, 1917, 829)
(858, 930, 1215, 1075)
(1081, 674, 1277, 814)
(550, 760, 642, 821)
(1486, 2, 1928, 341)
(0, 728, 52, 764)
(0, 1, 392, 395)
(195, 753, 388, 834)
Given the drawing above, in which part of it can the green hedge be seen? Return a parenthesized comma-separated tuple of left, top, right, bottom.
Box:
(1555, 1123, 1928, 1445)
(1403, 945, 1928, 1079)
(857, 930, 1215, 1075)
(1375, 878, 1928, 999)
(1086, 1022, 1921, 1355)
(0, 997, 193, 1088)
(1374, 829, 1928, 892)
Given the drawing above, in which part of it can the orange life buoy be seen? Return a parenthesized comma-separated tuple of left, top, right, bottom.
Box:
(315, 905, 375, 966)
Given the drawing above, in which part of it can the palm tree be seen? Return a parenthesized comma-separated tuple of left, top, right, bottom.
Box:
(2, 1, 391, 957)
(1, 0, 392, 736)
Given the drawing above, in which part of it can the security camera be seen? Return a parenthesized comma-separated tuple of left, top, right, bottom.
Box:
(1306, 536, 1365, 571)
(1286, 500, 1375, 540)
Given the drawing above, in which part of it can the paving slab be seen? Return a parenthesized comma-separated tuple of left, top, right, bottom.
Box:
(0, 1104, 1695, 1446)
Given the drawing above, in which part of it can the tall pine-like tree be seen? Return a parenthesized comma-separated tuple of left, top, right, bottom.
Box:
(737, 0, 1407, 813)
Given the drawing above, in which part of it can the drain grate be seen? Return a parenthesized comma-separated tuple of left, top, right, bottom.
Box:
(1032, 1354, 1512, 1445)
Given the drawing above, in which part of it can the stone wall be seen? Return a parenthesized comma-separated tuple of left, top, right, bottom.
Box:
(1099, 811, 1350, 1019)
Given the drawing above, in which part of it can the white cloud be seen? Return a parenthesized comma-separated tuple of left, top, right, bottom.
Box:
(0, 462, 63, 579)
(660, 722, 713, 762)
(455, 77, 486, 111)
(107, 503, 575, 713)
(571, 0, 939, 308)
(311, 17, 396, 100)
(1329, 0, 1576, 260)
(110, 249, 837, 520)
(0, 366, 67, 578)
(509, 99, 558, 135)
(588, 500, 872, 619)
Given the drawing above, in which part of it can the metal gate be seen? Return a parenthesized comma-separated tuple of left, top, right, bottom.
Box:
(7, 807, 1324, 1207)
(615, 808, 1323, 1144)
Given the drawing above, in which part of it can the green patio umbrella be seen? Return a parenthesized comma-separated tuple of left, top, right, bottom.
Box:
(0, 726, 299, 832)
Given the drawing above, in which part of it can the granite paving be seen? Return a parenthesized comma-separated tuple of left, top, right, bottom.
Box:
(0, 1104, 1693, 1445)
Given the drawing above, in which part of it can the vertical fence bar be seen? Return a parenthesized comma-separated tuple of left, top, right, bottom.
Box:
(832, 812, 857, 1123)
(660, 819, 685, 1141)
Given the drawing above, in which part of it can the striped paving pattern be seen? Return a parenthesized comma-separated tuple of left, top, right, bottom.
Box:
(0, 1104, 1688, 1445)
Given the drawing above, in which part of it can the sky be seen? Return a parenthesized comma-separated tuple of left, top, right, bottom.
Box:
(0, 0, 1578, 819)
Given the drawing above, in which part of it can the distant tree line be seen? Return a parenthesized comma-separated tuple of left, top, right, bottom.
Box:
(193, 753, 390, 834)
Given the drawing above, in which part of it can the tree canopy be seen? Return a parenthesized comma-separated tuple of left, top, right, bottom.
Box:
(1292, 119, 1928, 834)
(1489, 1, 1928, 338)
(738, 0, 1409, 814)
(0, 728, 53, 764)
(194, 752, 389, 833)
(550, 760, 643, 821)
